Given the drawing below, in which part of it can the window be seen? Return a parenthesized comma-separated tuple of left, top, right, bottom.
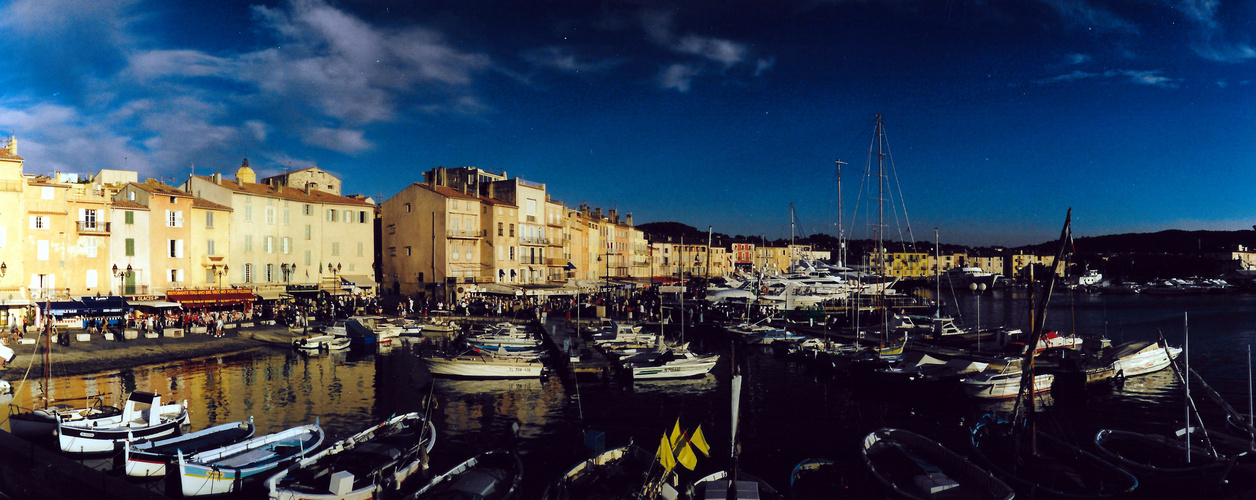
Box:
(125, 238, 135, 256)
(452, 243, 459, 261)
(359, 211, 366, 223)
(404, 203, 411, 213)
(169, 239, 184, 258)
(205, 269, 215, 283)
(357, 242, 363, 257)
(282, 237, 291, 254)
(264, 236, 273, 253)
(169, 269, 183, 283)
(304, 250, 311, 265)
(30, 216, 49, 229)
(244, 205, 253, 222)
(207, 239, 216, 256)
(265, 264, 274, 282)
(283, 210, 289, 225)
(509, 224, 514, 237)
(303, 204, 311, 215)
(166, 210, 183, 227)
(265, 207, 275, 225)
(387, 224, 396, 235)
(86, 240, 98, 258)
(509, 246, 515, 260)
(389, 247, 397, 257)
(243, 263, 252, 283)
(245, 235, 253, 253)
(205, 211, 214, 228)
(127, 191, 135, 201)
(332, 242, 340, 256)
(125, 211, 134, 225)
(498, 222, 503, 236)
(305, 224, 311, 240)
(343, 210, 351, 222)
(404, 246, 411, 256)
(327, 209, 337, 222)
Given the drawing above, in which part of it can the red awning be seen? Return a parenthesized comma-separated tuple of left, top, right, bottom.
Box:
(166, 289, 257, 308)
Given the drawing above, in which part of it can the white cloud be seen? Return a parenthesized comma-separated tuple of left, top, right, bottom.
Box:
(1037, 68, 1178, 88)
(304, 127, 371, 153)
(676, 35, 747, 67)
(1066, 53, 1091, 65)
(755, 57, 776, 77)
(522, 46, 624, 74)
(658, 64, 698, 92)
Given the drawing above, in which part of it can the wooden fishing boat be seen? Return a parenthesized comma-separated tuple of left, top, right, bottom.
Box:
(174, 422, 325, 497)
(970, 414, 1138, 498)
(789, 458, 845, 500)
(8, 396, 122, 443)
(862, 428, 1013, 500)
(265, 412, 436, 500)
(540, 443, 654, 500)
(422, 352, 544, 378)
(1093, 428, 1237, 488)
(292, 334, 350, 351)
(57, 391, 188, 455)
(409, 448, 523, 499)
(122, 418, 256, 478)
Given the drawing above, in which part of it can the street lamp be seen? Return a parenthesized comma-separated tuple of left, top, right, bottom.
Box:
(969, 282, 986, 351)
(0, 261, 6, 277)
(280, 263, 291, 284)
(212, 264, 229, 310)
(112, 263, 132, 296)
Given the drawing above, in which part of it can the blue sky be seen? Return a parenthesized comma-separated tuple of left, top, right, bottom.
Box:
(2, 0, 1254, 246)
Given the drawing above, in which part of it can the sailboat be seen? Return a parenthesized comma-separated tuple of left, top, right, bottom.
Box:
(967, 210, 1140, 498)
(686, 343, 783, 500)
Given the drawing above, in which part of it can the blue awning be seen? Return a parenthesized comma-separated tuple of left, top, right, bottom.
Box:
(39, 296, 129, 316)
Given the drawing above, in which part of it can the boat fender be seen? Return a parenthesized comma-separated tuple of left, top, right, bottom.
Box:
(320, 342, 328, 350)
(382, 476, 397, 491)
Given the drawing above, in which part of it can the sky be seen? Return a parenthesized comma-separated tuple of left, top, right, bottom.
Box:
(1, 0, 1254, 247)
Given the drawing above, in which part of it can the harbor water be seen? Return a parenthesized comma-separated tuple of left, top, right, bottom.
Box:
(7, 289, 1256, 498)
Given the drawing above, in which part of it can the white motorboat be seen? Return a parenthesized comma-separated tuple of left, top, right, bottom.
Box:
(624, 346, 719, 380)
(1106, 339, 1182, 379)
(959, 365, 1053, 400)
(292, 334, 350, 351)
(57, 391, 189, 454)
(422, 353, 545, 378)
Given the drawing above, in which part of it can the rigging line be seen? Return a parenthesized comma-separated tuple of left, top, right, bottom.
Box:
(880, 129, 917, 253)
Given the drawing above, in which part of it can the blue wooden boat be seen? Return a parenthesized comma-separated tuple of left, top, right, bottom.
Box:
(123, 418, 256, 478)
(174, 422, 324, 496)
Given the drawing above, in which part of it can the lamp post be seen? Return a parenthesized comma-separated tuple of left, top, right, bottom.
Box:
(212, 264, 229, 311)
(969, 282, 986, 350)
(0, 261, 6, 277)
(112, 264, 132, 297)
(328, 263, 341, 318)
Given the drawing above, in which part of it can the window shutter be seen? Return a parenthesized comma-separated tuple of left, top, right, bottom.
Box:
(175, 239, 184, 258)
(126, 238, 135, 256)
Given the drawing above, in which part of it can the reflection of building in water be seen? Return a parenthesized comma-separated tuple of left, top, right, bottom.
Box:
(434, 376, 564, 439)
(9, 350, 384, 435)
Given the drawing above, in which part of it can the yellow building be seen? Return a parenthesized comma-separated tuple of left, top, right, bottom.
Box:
(0, 138, 26, 326)
(190, 198, 233, 288)
(116, 181, 196, 296)
(381, 182, 483, 300)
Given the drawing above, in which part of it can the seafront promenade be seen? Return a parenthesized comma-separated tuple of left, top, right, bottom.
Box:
(1, 322, 303, 379)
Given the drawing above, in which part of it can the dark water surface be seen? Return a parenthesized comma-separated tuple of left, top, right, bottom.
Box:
(8, 290, 1256, 498)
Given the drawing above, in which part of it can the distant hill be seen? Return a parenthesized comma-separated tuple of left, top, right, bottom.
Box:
(637, 222, 728, 242)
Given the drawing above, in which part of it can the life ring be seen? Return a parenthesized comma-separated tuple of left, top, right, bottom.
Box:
(319, 342, 329, 350)
(760, 286, 769, 294)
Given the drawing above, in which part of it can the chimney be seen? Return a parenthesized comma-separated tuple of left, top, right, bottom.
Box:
(305, 182, 312, 195)
(276, 184, 283, 194)
(626, 213, 633, 226)
(609, 209, 618, 223)
(211, 172, 222, 185)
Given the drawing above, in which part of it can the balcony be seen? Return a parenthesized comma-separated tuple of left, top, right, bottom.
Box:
(519, 236, 550, 246)
(446, 229, 485, 239)
(526, 215, 537, 223)
(76, 221, 111, 234)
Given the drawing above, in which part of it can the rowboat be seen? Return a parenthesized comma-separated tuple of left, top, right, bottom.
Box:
(175, 422, 325, 496)
(265, 413, 436, 500)
(422, 354, 544, 379)
(861, 428, 1014, 500)
(409, 448, 523, 499)
(123, 418, 256, 478)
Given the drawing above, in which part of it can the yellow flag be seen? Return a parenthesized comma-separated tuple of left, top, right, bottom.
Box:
(657, 436, 676, 471)
(669, 419, 682, 447)
(690, 425, 711, 457)
(677, 444, 698, 470)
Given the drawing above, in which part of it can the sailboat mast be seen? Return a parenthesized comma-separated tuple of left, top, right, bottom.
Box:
(1186, 312, 1191, 464)
(874, 115, 888, 346)
(934, 228, 940, 319)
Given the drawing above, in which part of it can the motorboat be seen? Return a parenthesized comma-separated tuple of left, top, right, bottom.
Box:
(422, 352, 545, 379)
(958, 358, 1054, 399)
(540, 443, 654, 499)
(57, 391, 189, 455)
(292, 334, 350, 351)
(623, 346, 719, 380)
(8, 395, 122, 443)
(124, 418, 257, 478)
(1106, 339, 1182, 379)
(264, 412, 436, 500)
(174, 422, 325, 496)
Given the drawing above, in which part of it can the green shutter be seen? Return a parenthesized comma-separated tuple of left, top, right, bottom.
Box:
(125, 211, 134, 224)
(125, 238, 135, 256)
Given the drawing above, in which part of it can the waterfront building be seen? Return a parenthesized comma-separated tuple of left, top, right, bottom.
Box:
(1008, 253, 1065, 278)
(756, 246, 790, 274)
(190, 198, 233, 288)
(885, 251, 930, 278)
(184, 161, 376, 297)
(731, 243, 755, 271)
(545, 197, 569, 282)
(114, 181, 196, 297)
(261, 166, 342, 196)
(479, 196, 519, 286)
(110, 197, 149, 296)
(380, 181, 483, 301)
(23, 170, 117, 300)
(0, 138, 27, 327)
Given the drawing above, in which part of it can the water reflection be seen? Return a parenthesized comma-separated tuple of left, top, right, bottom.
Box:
(632, 373, 719, 395)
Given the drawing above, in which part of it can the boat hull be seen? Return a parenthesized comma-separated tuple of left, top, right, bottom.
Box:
(631, 358, 719, 380)
(176, 423, 324, 497)
(862, 428, 1014, 500)
(58, 400, 189, 455)
(960, 373, 1053, 399)
(124, 420, 256, 478)
(422, 357, 544, 378)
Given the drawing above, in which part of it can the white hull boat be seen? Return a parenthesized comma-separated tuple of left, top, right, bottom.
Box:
(124, 419, 256, 478)
(176, 423, 325, 497)
(57, 391, 189, 454)
(1108, 340, 1182, 379)
(422, 355, 544, 378)
(960, 372, 1053, 399)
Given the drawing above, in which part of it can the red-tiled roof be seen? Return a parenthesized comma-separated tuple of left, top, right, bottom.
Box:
(112, 200, 148, 210)
(192, 198, 232, 211)
(194, 175, 374, 206)
(410, 182, 481, 201)
(132, 180, 191, 197)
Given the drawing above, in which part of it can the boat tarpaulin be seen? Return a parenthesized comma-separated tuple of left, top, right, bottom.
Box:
(166, 289, 256, 308)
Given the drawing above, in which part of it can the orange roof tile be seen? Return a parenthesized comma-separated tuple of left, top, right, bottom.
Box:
(112, 200, 148, 210)
(192, 198, 232, 211)
(194, 175, 374, 206)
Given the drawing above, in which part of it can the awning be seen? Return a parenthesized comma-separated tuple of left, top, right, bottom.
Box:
(129, 300, 182, 309)
(476, 283, 521, 295)
(39, 296, 129, 316)
(340, 275, 377, 289)
(254, 289, 288, 301)
(0, 298, 31, 307)
(166, 289, 256, 308)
